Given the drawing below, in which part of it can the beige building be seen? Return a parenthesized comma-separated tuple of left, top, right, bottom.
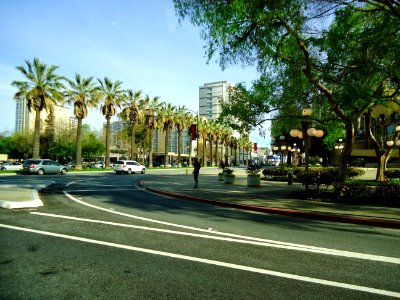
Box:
(199, 81, 233, 120)
(15, 98, 76, 135)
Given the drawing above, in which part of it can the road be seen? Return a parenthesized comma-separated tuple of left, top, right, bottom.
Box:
(1, 171, 400, 299)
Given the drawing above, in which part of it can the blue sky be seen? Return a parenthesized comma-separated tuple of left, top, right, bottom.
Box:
(0, 0, 270, 146)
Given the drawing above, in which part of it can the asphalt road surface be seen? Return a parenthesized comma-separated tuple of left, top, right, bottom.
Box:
(1, 172, 400, 299)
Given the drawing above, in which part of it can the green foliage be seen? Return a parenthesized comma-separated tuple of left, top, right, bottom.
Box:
(334, 181, 400, 206)
(0, 132, 33, 159)
(347, 167, 366, 178)
(82, 131, 105, 161)
(333, 182, 372, 204)
(223, 167, 234, 175)
(246, 165, 262, 175)
(385, 169, 400, 180)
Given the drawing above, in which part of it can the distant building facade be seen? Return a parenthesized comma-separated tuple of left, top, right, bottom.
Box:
(15, 98, 76, 135)
(199, 81, 233, 120)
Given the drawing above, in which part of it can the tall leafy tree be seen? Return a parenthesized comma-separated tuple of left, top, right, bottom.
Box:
(66, 73, 99, 170)
(12, 58, 65, 158)
(121, 90, 143, 160)
(97, 77, 125, 168)
(174, 1, 400, 182)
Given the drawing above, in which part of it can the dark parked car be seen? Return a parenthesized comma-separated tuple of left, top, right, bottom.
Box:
(22, 159, 69, 175)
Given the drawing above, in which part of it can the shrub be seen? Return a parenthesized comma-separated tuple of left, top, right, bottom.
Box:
(333, 181, 371, 204)
(375, 181, 400, 205)
(223, 167, 234, 175)
(385, 168, 400, 179)
(347, 167, 365, 179)
(296, 168, 338, 192)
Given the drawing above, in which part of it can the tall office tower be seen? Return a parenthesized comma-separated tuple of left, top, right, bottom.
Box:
(15, 98, 74, 135)
(199, 81, 233, 120)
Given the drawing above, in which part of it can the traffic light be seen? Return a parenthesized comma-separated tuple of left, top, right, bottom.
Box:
(190, 124, 197, 140)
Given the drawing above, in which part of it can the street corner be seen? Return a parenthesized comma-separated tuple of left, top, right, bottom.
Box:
(0, 181, 54, 209)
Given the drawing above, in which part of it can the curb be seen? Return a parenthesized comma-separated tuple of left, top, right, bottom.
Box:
(141, 181, 400, 229)
(0, 181, 54, 209)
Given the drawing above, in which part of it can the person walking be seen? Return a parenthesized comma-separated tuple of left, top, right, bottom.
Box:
(192, 157, 201, 188)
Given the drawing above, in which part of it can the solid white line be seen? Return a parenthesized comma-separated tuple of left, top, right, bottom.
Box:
(31, 211, 400, 265)
(1, 223, 399, 298)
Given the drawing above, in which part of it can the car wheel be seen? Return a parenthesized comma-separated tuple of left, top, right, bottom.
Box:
(0, 167, 5, 171)
(37, 169, 44, 175)
(141, 168, 146, 174)
(60, 168, 67, 175)
(126, 169, 132, 175)
(115, 171, 121, 175)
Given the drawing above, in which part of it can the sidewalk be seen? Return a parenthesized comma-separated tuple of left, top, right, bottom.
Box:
(141, 168, 400, 229)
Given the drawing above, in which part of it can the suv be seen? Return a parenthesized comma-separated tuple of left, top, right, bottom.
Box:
(22, 159, 69, 175)
(113, 160, 146, 175)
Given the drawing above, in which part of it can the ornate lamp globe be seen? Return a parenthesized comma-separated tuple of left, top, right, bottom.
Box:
(307, 128, 316, 136)
(290, 129, 300, 137)
(302, 108, 312, 117)
(387, 140, 394, 147)
(396, 140, 400, 146)
(314, 129, 324, 138)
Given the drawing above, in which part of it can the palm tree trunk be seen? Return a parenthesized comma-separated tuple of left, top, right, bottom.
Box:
(202, 136, 206, 167)
(75, 118, 83, 171)
(164, 129, 169, 168)
(209, 139, 213, 167)
(32, 109, 41, 158)
(131, 123, 136, 160)
(214, 140, 218, 166)
(105, 117, 111, 168)
(177, 130, 182, 166)
(148, 128, 154, 167)
(189, 138, 193, 162)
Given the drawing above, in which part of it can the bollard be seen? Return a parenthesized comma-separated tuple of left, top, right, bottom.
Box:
(186, 168, 188, 175)
(288, 168, 293, 185)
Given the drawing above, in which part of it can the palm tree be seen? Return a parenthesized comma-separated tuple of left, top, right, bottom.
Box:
(159, 102, 176, 168)
(65, 73, 98, 170)
(174, 106, 190, 166)
(12, 58, 65, 158)
(143, 95, 161, 167)
(121, 90, 143, 160)
(97, 77, 125, 168)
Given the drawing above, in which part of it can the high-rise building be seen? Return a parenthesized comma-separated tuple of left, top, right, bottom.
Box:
(199, 81, 233, 120)
(15, 98, 76, 135)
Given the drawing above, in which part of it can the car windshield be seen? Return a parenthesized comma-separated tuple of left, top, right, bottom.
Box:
(24, 159, 41, 165)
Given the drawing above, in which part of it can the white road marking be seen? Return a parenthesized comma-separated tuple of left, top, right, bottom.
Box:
(31, 211, 400, 265)
(1, 223, 399, 298)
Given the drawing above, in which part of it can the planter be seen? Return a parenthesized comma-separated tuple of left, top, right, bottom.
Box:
(224, 174, 235, 184)
(218, 173, 225, 181)
(247, 174, 261, 187)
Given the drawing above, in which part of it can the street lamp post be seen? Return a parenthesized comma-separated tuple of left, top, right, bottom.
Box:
(290, 108, 324, 172)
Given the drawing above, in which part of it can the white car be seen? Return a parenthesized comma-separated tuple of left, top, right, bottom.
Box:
(0, 161, 23, 171)
(114, 160, 146, 175)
